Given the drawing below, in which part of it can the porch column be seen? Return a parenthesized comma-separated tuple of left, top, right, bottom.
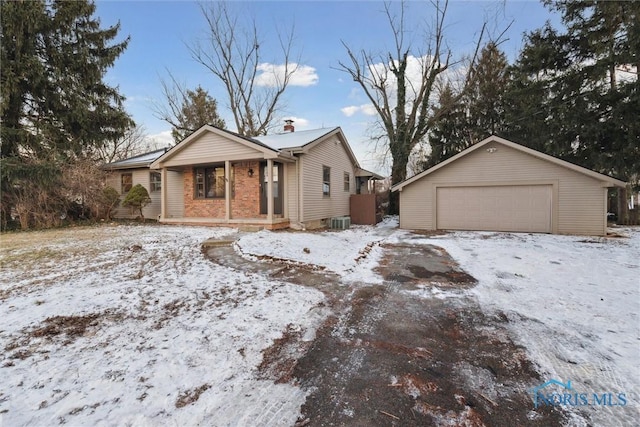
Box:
(283, 162, 289, 219)
(266, 159, 274, 221)
(225, 160, 231, 220)
(160, 168, 167, 220)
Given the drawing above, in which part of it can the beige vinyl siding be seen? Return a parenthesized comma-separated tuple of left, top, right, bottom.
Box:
(163, 132, 262, 167)
(110, 168, 161, 220)
(300, 135, 356, 223)
(286, 162, 298, 223)
(165, 170, 184, 218)
(399, 142, 607, 235)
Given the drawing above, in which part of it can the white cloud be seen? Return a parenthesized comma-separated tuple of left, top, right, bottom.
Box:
(360, 104, 377, 116)
(255, 63, 319, 87)
(145, 130, 174, 149)
(340, 104, 377, 117)
(341, 106, 360, 117)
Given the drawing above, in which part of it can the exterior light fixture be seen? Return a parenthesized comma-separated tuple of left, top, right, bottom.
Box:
(248, 168, 254, 177)
(486, 147, 497, 153)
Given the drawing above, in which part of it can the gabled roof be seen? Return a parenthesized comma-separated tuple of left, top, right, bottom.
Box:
(391, 135, 627, 191)
(257, 127, 360, 168)
(254, 127, 339, 150)
(150, 124, 361, 169)
(102, 148, 166, 170)
(356, 167, 385, 180)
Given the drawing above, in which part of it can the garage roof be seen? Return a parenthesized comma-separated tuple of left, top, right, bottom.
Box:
(392, 136, 627, 191)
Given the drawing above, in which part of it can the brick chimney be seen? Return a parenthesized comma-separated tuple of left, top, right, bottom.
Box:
(284, 119, 295, 133)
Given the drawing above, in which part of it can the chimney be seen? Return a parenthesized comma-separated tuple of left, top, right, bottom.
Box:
(284, 119, 295, 133)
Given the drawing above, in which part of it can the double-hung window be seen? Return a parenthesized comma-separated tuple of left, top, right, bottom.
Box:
(121, 173, 132, 194)
(322, 166, 331, 196)
(343, 172, 350, 192)
(150, 172, 161, 192)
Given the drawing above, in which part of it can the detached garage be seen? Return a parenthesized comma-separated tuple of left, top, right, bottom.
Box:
(392, 136, 627, 236)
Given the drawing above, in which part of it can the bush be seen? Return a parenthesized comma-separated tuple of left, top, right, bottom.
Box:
(122, 184, 151, 221)
(97, 187, 121, 220)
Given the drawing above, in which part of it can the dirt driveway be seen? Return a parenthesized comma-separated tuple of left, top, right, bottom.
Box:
(205, 237, 568, 426)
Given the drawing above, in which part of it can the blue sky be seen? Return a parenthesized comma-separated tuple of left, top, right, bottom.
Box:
(95, 0, 559, 173)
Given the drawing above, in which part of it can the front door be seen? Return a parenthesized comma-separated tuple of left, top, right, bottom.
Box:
(260, 162, 283, 215)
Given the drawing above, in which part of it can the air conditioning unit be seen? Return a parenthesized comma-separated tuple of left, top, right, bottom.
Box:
(330, 216, 351, 230)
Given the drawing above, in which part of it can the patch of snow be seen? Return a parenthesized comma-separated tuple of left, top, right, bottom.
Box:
(0, 224, 326, 426)
(421, 228, 640, 425)
(401, 284, 467, 299)
(235, 224, 397, 283)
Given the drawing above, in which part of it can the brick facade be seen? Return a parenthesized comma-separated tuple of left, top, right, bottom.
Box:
(183, 164, 263, 219)
(231, 161, 262, 219)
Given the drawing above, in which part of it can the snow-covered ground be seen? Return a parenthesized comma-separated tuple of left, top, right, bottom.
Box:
(0, 225, 328, 426)
(2, 221, 638, 426)
(235, 217, 398, 283)
(409, 229, 640, 425)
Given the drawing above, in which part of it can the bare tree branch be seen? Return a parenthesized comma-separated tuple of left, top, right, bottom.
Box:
(336, 0, 489, 212)
(95, 124, 148, 163)
(185, 1, 299, 136)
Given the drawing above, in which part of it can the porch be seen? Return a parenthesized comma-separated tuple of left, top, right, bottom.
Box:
(158, 158, 292, 230)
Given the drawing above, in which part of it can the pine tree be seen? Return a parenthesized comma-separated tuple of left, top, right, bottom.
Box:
(505, 0, 639, 183)
(466, 42, 509, 141)
(170, 86, 225, 143)
(425, 42, 509, 170)
(1, 0, 132, 229)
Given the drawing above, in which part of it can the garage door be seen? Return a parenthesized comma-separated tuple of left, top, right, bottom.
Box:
(436, 185, 552, 233)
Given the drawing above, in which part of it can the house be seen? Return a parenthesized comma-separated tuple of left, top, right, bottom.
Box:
(103, 148, 166, 220)
(391, 136, 627, 236)
(117, 124, 379, 229)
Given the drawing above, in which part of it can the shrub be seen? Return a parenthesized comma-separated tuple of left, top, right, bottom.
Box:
(98, 187, 121, 220)
(122, 184, 151, 221)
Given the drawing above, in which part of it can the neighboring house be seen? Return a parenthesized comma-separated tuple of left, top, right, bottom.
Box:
(103, 149, 166, 220)
(391, 136, 627, 236)
(142, 124, 379, 229)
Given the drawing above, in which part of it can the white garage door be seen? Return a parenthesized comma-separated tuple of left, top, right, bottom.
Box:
(436, 185, 552, 233)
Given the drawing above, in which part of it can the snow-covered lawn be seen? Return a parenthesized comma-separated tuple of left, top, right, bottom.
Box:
(410, 228, 640, 425)
(2, 220, 638, 426)
(235, 217, 398, 282)
(0, 225, 327, 426)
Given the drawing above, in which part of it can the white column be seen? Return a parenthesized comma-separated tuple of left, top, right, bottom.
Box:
(160, 168, 167, 220)
(282, 162, 288, 219)
(266, 159, 274, 221)
(225, 160, 231, 221)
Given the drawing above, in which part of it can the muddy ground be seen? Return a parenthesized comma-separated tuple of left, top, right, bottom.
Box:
(205, 238, 570, 426)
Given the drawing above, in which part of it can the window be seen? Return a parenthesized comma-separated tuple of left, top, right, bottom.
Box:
(322, 166, 330, 196)
(150, 172, 161, 192)
(344, 172, 350, 192)
(194, 165, 226, 198)
(121, 173, 132, 194)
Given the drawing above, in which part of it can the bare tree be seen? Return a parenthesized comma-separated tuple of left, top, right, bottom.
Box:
(338, 0, 485, 213)
(95, 124, 149, 163)
(188, 1, 299, 136)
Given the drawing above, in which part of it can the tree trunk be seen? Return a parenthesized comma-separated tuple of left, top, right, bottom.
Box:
(389, 146, 409, 215)
(617, 187, 629, 225)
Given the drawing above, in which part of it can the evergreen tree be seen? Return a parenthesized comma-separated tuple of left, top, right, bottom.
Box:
(169, 86, 225, 143)
(423, 85, 467, 169)
(1, 0, 132, 229)
(425, 42, 509, 170)
(466, 42, 509, 141)
(505, 0, 639, 183)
